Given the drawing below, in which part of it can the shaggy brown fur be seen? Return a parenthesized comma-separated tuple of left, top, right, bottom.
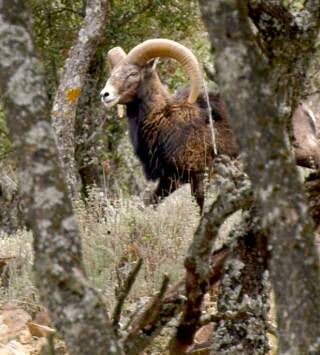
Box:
(102, 60, 319, 212)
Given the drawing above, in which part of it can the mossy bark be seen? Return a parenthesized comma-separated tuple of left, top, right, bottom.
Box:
(199, 1, 320, 354)
(212, 210, 270, 355)
(51, 0, 109, 198)
(0, 1, 123, 354)
(75, 51, 107, 192)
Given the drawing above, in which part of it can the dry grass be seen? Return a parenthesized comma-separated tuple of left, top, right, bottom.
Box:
(0, 184, 279, 354)
(78, 185, 200, 309)
(0, 231, 36, 311)
(0, 186, 199, 313)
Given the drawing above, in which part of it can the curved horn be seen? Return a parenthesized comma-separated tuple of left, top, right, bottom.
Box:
(126, 39, 202, 104)
(107, 47, 127, 69)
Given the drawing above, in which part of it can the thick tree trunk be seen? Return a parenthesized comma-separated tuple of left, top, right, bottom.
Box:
(212, 209, 270, 355)
(0, 2, 123, 354)
(199, 1, 320, 354)
(51, 0, 108, 198)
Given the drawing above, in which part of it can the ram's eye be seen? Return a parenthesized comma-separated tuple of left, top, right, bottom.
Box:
(129, 72, 139, 77)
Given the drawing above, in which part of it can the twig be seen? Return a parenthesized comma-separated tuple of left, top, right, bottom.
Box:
(124, 274, 170, 355)
(112, 258, 143, 334)
(122, 244, 231, 355)
(127, 274, 170, 334)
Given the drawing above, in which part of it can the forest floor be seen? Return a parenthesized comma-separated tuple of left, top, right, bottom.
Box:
(0, 187, 198, 354)
(0, 186, 276, 354)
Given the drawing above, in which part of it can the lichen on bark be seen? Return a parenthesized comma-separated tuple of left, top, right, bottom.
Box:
(212, 210, 270, 355)
(199, 0, 320, 353)
(0, 1, 123, 354)
(51, 0, 109, 198)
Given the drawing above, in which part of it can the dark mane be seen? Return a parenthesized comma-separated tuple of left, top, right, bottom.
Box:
(102, 39, 320, 212)
(126, 88, 237, 183)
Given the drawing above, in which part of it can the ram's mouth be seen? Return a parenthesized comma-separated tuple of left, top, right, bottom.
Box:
(101, 96, 120, 108)
(100, 82, 120, 109)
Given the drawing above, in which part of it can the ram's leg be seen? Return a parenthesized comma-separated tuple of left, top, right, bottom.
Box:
(191, 173, 205, 214)
(145, 177, 179, 206)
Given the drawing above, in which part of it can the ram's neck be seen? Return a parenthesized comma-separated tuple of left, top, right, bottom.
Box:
(137, 71, 169, 113)
(126, 71, 170, 133)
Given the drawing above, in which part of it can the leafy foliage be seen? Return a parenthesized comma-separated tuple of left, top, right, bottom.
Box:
(29, 0, 209, 97)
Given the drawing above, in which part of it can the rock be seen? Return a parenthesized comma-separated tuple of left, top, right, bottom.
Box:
(27, 322, 55, 338)
(0, 305, 31, 344)
(0, 340, 28, 355)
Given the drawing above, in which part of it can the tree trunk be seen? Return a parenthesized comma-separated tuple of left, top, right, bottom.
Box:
(0, 2, 123, 354)
(212, 209, 270, 355)
(74, 48, 110, 193)
(51, 0, 109, 198)
(199, 1, 320, 353)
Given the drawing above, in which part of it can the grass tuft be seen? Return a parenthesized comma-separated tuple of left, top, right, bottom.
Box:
(0, 186, 199, 312)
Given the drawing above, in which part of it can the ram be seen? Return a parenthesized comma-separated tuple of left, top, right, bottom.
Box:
(100, 39, 320, 211)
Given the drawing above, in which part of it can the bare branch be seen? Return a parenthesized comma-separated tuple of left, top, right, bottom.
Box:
(169, 157, 253, 354)
(122, 242, 230, 355)
(112, 258, 143, 333)
(124, 274, 170, 355)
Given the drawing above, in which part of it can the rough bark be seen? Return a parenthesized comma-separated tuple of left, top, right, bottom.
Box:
(51, 0, 108, 198)
(0, 170, 25, 234)
(212, 209, 270, 355)
(305, 173, 320, 242)
(75, 51, 108, 193)
(199, 1, 320, 353)
(169, 157, 270, 355)
(0, 2, 123, 354)
(169, 157, 253, 354)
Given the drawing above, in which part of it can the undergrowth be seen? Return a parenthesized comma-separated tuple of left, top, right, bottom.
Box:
(0, 186, 199, 313)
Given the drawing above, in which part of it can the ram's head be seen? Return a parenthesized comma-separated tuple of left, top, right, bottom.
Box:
(100, 39, 203, 108)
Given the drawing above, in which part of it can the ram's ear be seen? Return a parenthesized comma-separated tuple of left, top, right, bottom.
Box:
(145, 58, 160, 73)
